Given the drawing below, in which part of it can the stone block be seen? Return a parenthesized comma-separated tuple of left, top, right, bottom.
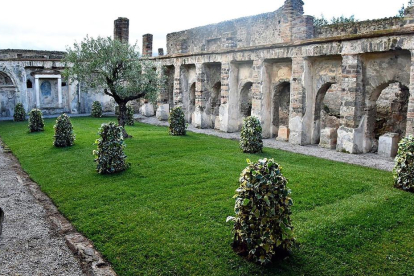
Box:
(276, 126, 290, 141)
(193, 107, 211, 129)
(378, 133, 400, 158)
(139, 103, 155, 117)
(336, 126, 363, 154)
(214, 116, 221, 130)
(319, 127, 338, 149)
(156, 104, 169, 121)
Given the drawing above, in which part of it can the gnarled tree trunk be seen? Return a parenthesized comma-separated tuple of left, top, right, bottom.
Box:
(117, 100, 131, 138)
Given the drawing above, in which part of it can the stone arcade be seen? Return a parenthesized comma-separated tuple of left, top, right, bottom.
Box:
(1, 0, 414, 157)
(148, 0, 414, 156)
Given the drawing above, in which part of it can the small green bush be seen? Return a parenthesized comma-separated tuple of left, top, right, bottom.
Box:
(28, 109, 45, 132)
(240, 116, 263, 153)
(168, 107, 186, 136)
(93, 122, 129, 174)
(13, 103, 26, 121)
(126, 105, 134, 126)
(227, 158, 295, 265)
(393, 135, 414, 192)
(53, 114, 75, 147)
(91, 101, 103, 118)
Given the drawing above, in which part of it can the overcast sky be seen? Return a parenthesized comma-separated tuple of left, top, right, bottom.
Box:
(0, 0, 409, 54)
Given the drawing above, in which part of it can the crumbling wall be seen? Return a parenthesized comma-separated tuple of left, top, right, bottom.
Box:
(166, 0, 309, 55)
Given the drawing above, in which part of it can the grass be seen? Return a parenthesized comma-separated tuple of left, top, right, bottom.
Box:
(0, 117, 413, 276)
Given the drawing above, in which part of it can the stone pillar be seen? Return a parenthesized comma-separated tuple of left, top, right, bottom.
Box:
(337, 54, 364, 153)
(35, 77, 40, 108)
(219, 62, 239, 132)
(114, 17, 129, 43)
(219, 62, 230, 132)
(193, 63, 210, 128)
(173, 65, 182, 107)
(156, 66, 170, 121)
(289, 57, 311, 145)
(57, 76, 62, 108)
(142, 34, 153, 57)
(158, 48, 164, 56)
(251, 59, 263, 118)
(261, 62, 272, 138)
(406, 50, 414, 136)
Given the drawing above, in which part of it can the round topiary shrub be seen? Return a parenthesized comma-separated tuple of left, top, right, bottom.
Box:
(91, 101, 103, 118)
(240, 116, 263, 153)
(126, 105, 134, 126)
(168, 107, 186, 136)
(53, 113, 75, 147)
(93, 122, 129, 174)
(28, 109, 45, 132)
(13, 103, 26, 121)
(227, 158, 295, 265)
(393, 135, 414, 192)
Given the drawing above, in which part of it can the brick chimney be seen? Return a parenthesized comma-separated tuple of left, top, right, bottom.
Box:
(114, 17, 129, 43)
(142, 34, 153, 57)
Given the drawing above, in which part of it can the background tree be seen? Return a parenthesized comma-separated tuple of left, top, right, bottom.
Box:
(63, 36, 160, 138)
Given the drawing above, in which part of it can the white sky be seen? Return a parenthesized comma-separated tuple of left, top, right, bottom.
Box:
(0, 0, 409, 54)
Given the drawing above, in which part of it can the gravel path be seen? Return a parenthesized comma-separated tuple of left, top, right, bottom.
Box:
(0, 145, 85, 276)
(136, 115, 395, 172)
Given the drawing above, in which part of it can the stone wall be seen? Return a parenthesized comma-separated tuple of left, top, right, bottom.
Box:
(166, 0, 309, 55)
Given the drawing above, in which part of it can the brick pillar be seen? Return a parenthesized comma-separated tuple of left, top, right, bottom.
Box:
(337, 54, 364, 153)
(406, 50, 414, 136)
(114, 17, 129, 43)
(193, 63, 211, 128)
(289, 57, 311, 145)
(173, 64, 182, 107)
(142, 34, 153, 57)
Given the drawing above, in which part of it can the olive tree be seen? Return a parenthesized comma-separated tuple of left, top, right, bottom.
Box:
(63, 36, 160, 138)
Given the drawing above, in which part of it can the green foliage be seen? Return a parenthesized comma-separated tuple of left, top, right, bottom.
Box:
(93, 122, 129, 174)
(126, 105, 134, 126)
(314, 14, 358, 27)
(393, 135, 414, 192)
(28, 109, 45, 132)
(13, 103, 26, 121)
(227, 158, 295, 265)
(398, 0, 414, 17)
(91, 101, 103, 118)
(240, 116, 263, 153)
(168, 107, 186, 136)
(53, 113, 75, 147)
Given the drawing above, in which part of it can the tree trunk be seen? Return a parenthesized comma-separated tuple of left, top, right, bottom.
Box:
(117, 101, 131, 138)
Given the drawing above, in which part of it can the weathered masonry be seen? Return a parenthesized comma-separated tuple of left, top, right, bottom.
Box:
(142, 0, 414, 156)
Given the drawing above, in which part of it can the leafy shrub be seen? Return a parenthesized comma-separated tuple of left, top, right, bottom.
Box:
(93, 122, 129, 174)
(168, 107, 186, 136)
(13, 103, 26, 121)
(126, 105, 134, 126)
(240, 116, 263, 153)
(28, 109, 45, 132)
(53, 113, 75, 147)
(227, 158, 295, 265)
(393, 135, 414, 192)
(91, 101, 103, 118)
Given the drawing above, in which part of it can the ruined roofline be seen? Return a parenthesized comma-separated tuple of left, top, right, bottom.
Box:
(0, 49, 66, 55)
(152, 25, 414, 60)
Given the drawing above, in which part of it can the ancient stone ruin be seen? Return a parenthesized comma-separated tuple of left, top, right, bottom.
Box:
(149, 0, 414, 156)
(1, 0, 414, 157)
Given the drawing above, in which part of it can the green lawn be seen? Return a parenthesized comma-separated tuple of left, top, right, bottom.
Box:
(0, 117, 413, 276)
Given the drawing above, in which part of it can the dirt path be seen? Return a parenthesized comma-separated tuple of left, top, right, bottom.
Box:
(0, 142, 116, 276)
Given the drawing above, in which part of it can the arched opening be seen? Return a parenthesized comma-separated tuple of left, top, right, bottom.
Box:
(312, 82, 335, 144)
(366, 81, 409, 152)
(0, 72, 17, 117)
(188, 82, 196, 123)
(272, 81, 290, 137)
(240, 82, 253, 118)
(26, 79, 33, 89)
(211, 82, 221, 117)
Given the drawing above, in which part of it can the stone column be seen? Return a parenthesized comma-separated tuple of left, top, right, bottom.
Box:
(114, 17, 129, 44)
(337, 54, 364, 153)
(251, 59, 263, 117)
(193, 63, 210, 128)
(407, 50, 414, 136)
(156, 66, 169, 121)
(289, 57, 311, 145)
(142, 34, 153, 57)
(219, 62, 230, 132)
(57, 76, 62, 108)
(219, 62, 239, 132)
(173, 64, 182, 107)
(35, 77, 40, 108)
